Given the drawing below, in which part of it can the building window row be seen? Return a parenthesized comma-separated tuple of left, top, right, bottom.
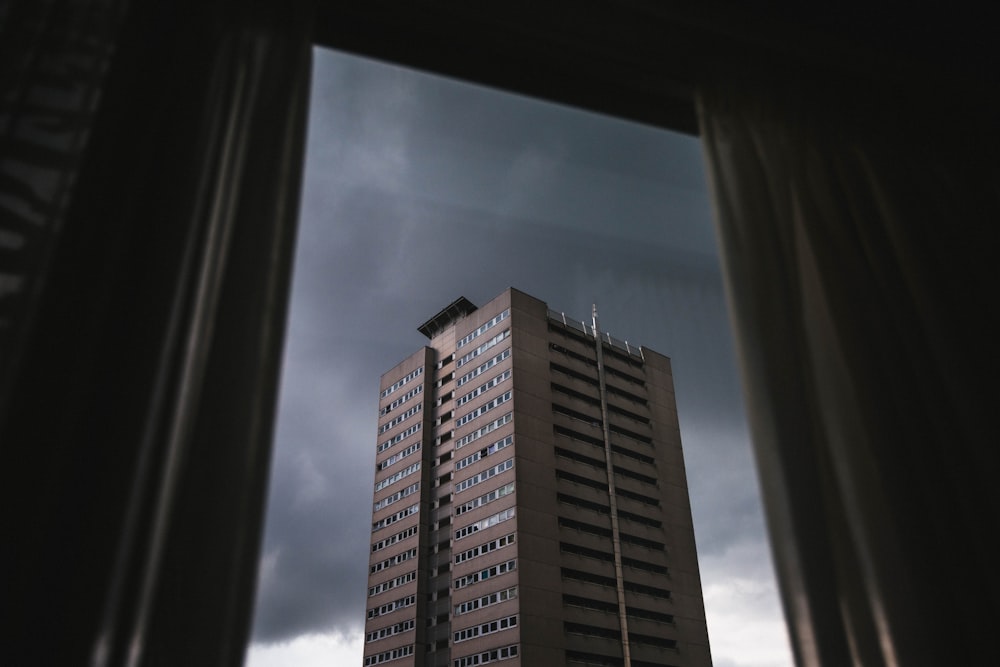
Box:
(617, 508, 662, 529)
(608, 424, 652, 445)
(364, 644, 414, 666)
(377, 422, 422, 453)
(456, 390, 512, 428)
(454, 558, 516, 589)
(602, 364, 645, 387)
(560, 541, 614, 563)
(380, 384, 423, 416)
(565, 649, 625, 667)
(562, 594, 675, 625)
(549, 341, 597, 367)
(378, 402, 422, 434)
(559, 516, 612, 538)
(613, 464, 657, 486)
(380, 367, 423, 399)
(367, 594, 416, 620)
(454, 412, 512, 449)
(456, 329, 510, 369)
(555, 445, 606, 469)
(455, 435, 513, 471)
(455, 586, 517, 616)
(560, 573, 671, 604)
(365, 618, 415, 644)
(606, 402, 649, 425)
(562, 593, 618, 614)
(552, 382, 601, 407)
(374, 461, 420, 492)
(456, 369, 511, 407)
(456, 309, 509, 350)
(372, 524, 418, 553)
(369, 570, 416, 597)
(455, 532, 515, 564)
(550, 361, 599, 387)
(561, 541, 666, 574)
(605, 382, 647, 405)
(556, 491, 610, 515)
(456, 347, 511, 388)
(627, 606, 675, 624)
(455, 457, 513, 494)
(554, 424, 604, 448)
(624, 580, 671, 599)
(454, 614, 518, 643)
(453, 643, 519, 667)
(615, 487, 660, 507)
(620, 532, 666, 551)
(372, 503, 418, 532)
(378, 441, 420, 471)
(610, 443, 654, 465)
(561, 566, 616, 588)
(455, 507, 515, 540)
(564, 621, 620, 641)
(553, 403, 602, 427)
(556, 468, 608, 492)
(373, 482, 419, 512)
(621, 555, 668, 575)
(370, 547, 418, 575)
(455, 481, 514, 516)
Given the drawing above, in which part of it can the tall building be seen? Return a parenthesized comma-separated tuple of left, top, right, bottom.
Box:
(363, 288, 711, 667)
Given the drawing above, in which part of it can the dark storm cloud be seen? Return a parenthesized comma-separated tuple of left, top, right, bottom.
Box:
(249, 47, 783, 661)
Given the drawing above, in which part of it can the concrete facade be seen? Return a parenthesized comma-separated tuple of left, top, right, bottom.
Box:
(364, 288, 711, 667)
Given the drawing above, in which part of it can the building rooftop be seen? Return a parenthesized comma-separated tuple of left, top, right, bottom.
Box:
(417, 296, 477, 339)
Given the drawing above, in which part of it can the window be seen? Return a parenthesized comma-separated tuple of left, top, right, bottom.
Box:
(370, 547, 418, 574)
(455, 533, 515, 564)
(454, 458, 513, 494)
(456, 309, 509, 349)
(455, 390, 512, 428)
(456, 369, 511, 407)
(455, 329, 510, 368)
(454, 614, 518, 643)
(377, 422, 422, 453)
(380, 367, 423, 398)
(368, 570, 416, 597)
(366, 593, 416, 619)
(453, 559, 516, 589)
(372, 503, 419, 532)
(378, 441, 420, 471)
(454, 481, 514, 516)
(366, 619, 415, 643)
(456, 347, 511, 388)
(455, 434, 513, 471)
(374, 461, 420, 492)
(455, 507, 515, 540)
(380, 384, 423, 416)
(378, 402, 422, 434)
(454, 412, 512, 450)
(455, 585, 517, 615)
(373, 482, 419, 512)
(453, 643, 518, 667)
(371, 524, 418, 553)
(364, 644, 414, 665)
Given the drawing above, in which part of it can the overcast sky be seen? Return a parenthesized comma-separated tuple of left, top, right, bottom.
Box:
(245, 47, 793, 667)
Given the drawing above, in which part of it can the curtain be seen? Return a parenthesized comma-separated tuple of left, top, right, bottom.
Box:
(697, 81, 998, 666)
(1, 2, 314, 665)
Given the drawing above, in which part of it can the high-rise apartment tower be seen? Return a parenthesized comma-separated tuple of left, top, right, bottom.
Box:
(363, 288, 711, 667)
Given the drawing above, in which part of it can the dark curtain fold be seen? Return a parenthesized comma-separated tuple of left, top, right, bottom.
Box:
(0, 1, 314, 665)
(697, 82, 998, 666)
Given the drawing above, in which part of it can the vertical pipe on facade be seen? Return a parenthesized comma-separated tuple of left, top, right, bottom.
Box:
(592, 305, 632, 667)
